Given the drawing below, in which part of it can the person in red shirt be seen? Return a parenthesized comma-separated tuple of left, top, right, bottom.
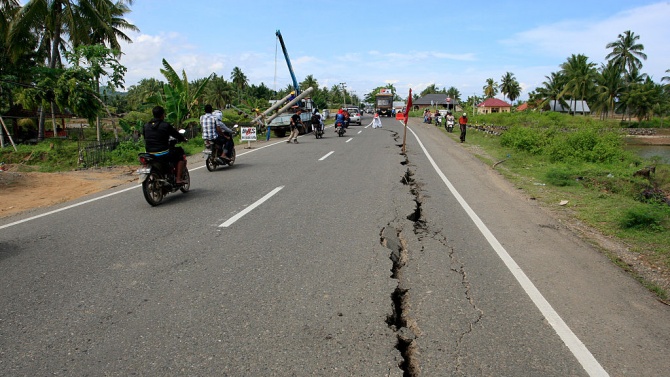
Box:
(458, 113, 468, 143)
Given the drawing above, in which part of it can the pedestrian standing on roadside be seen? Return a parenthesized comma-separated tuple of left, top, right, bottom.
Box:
(458, 112, 468, 143)
(286, 108, 303, 144)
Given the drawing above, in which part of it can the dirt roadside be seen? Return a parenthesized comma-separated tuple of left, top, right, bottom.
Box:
(0, 165, 138, 218)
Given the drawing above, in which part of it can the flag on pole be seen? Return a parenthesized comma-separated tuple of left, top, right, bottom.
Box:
(403, 89, 412, 124)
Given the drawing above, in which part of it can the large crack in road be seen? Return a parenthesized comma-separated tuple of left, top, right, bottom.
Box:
(380, 131, 484, 376)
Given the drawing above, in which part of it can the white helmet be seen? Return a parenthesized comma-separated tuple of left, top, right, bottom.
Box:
(463, 113, 467, 116)
(213, 110, 223, 121)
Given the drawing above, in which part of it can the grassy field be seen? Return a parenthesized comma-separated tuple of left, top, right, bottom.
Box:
(427, 111, 670, 299)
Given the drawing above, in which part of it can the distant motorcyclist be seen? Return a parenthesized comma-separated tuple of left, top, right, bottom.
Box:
(201, 104, 234, 163)
(311, 109, 323, 134)
(143, 105, 187, 184)
(334, 108, 346, 133)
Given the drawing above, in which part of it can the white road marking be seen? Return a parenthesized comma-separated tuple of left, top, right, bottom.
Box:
(358, 130, 363, 134)
(406, 125, 609, 377)
(218, 186, 284, 228)
(319, 151, 334, 161)
(346, 138, 353, 143)
(0, 185, 139, 230)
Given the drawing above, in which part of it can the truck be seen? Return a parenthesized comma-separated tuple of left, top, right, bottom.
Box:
(375, 89, 394, 117)
(268, 30, 314, 138)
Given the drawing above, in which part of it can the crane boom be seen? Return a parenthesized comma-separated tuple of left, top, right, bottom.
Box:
(275, 30, 300, 96)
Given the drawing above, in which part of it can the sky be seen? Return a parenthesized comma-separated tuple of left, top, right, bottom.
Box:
(113, 0, 670, 102)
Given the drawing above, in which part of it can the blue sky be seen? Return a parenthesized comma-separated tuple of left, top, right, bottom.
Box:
(116, 0, 670, 102)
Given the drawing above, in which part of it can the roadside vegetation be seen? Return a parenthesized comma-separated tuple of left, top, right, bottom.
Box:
(436, 111, 670, 299)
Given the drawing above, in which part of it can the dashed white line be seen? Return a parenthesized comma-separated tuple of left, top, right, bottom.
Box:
(346, 138, 353, 143)
(319, 151, 334, 161)
(218, 186, 284, 228)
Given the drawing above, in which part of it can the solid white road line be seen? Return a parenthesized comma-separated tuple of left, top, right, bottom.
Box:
(319, 151, 334, 161)
(218, 186, 284, 228)
(0, 138, 292, 230)
(406, 125, 609, 377)
(0, 185, 139, 230)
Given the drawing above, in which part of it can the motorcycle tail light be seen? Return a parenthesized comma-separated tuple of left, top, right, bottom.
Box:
(139, 156, 147, 165)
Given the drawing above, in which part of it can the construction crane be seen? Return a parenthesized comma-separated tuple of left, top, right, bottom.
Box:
(275, 30, 300, 96)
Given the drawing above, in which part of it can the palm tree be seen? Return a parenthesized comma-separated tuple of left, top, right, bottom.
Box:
(594, 61, 624, 119)
(560, 54, 596, 115)
(483, 78, 498, 98)
(536, 72, 567, 111)
(230, 66, 248, 103)
(507, 81, 521, 104)
(420, 84, 439, 97)
(661, 69, 670, 85)
(499, 72, 517, 102)
(606, 30, 647, 75)
(445, 86, 461, 103)
(204, 74, 233, 110)
(8, 0, 135, 140)
(300, 74, 318, 91)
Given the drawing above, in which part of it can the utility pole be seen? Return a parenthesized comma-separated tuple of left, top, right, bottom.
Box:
(340, 82, 346, 108)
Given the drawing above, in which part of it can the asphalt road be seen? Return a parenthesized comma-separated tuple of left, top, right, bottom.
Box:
(1, 114, 669, 376)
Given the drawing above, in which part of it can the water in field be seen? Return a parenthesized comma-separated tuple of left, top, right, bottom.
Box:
(625, 145, 670, 164)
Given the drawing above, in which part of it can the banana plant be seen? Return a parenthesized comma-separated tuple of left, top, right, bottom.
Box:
(148, 59, 212, 128)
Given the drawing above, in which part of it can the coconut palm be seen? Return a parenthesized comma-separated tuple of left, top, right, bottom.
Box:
(8, 0, 135, 140)
(84, 0, 138, 54)
(536, 72, 567, 111)
(230, 66, 248, 102)
(507, 81, 521, 104)
(204, 74, 234, 110)
(661, 69, 670, 85)
(560, 54, 597, 115)
(483, 78, 498, 98)
(499, 72, 518, 102)
(300, 74, 318, 91)
(606, 30, 647, 75)
(445, 86, 461, 102)
(594, 61, 624, 119)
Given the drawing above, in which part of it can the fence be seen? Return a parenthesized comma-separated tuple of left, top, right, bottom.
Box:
(78, 137, 131, 168)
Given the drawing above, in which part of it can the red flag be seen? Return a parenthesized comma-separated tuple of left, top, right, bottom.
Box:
(403, 89, 412, 124)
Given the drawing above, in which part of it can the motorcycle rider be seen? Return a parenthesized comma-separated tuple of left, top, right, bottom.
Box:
(201, 104, 234, 164)
(445, 111, 455, 133)
(334, 108, 346, 133)
(142, 105, 187, 185)
(311, 109, 323, 135)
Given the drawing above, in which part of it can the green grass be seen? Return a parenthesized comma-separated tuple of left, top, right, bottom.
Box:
(440, 114, 670, 298)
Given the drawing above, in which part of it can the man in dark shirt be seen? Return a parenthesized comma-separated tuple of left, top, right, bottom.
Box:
(286, 108, 303, 144)
(143, 106, 187, 184)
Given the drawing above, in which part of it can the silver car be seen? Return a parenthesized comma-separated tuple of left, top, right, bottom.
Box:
(347, 107, 362, 125)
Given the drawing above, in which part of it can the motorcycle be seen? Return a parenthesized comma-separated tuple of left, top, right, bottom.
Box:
(137, 130, 190, 206)
(335, 121, 346, 137)
(434, 115, 442, 126)
(313, 123, 324, 139)
(446, 119, 454, 133)
(203, 126, 238, 171)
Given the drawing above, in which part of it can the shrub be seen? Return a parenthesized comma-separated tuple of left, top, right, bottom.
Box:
(500, 126, 546, 154)
(619, 205, 666, 231)
(545, 166, 576, 186)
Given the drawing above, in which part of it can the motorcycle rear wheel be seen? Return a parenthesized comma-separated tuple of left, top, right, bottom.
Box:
(227, 149, 236, 166)
(205, 156, 217, 171)
(179, 169, 190, 193)
(142, 171, 164, 206)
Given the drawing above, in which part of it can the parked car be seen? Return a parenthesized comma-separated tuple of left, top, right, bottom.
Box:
(347, 107, 362, 125)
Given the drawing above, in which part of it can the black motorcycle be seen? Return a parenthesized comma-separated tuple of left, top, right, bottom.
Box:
(137, 130, 190, 206)
(203, 126, 237, 171)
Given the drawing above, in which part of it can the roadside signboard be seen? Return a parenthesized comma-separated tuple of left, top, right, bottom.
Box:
(240, 127, 257, 141)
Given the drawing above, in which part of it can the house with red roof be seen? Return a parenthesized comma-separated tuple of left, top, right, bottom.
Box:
(476, 98, 512, 114)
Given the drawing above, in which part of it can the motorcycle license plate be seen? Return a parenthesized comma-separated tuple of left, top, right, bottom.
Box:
(136, 167, 151, 182)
